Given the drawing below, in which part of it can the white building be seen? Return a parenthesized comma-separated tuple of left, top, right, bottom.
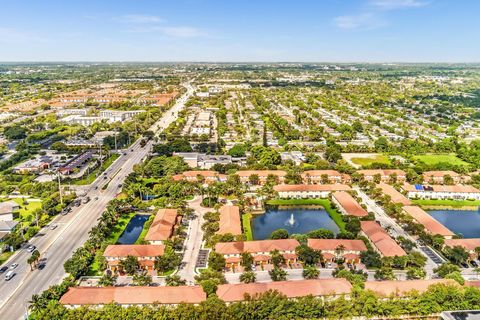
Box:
(273, 184, 351, 199)
(402, 183, 480, 200)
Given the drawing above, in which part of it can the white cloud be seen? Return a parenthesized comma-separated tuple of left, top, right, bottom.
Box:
(129, 25, 207, 38)
(0, 27, 47, 43)
(370, 0, 429, 10)
(119, 14, 163, 24)
(334, 14, 386, 30)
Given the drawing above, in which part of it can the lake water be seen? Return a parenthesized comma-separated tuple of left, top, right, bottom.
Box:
(428, 209, 480, 238)
(251, 206, 340, 240)
(117, 214, 149, 244)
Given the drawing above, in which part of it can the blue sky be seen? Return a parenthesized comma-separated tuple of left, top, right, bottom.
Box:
(0, 0, 478, 62)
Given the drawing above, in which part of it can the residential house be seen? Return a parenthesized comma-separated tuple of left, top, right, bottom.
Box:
(217, 205, 242, 236)
(0, 201, 20, 221)
(357, 169, 406, 183)
(307, 239, 367, 264)
(274, 184, 351, 199)
(103, 244, 164, 274)
(302, 170, 349, 184)
(377, 182, 411, 205)
(331, 191, 368, 217)
(443, 238, 480, 259)
(144, 209, 179, 245)
(215, 239, 300, 268)
(423, 171, 462, 185)
(402, 206, 455, 239)
(402, 183, 480, 201)
(360, 221, 406, 257)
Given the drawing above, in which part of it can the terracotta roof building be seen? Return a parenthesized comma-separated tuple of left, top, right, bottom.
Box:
(365, 279, 458, 297)
(301, 170, 344, 184)
(444, 238, 480, 258)
(60, 286, 206, 307)
(402, 206, 455, 239)
(217, 279, 352, 302)
(236, 170, 287, 185)
(144, 209, 179, 244)
(274, 184, 351, 199)
(357, 169, 406, 183)
(360, 221, 406, 257)
(402, 183, 480, 201)
(215, 239, 300, 267)
(217, 205, 242, 236)
(103, 245, 164, 274)
(307, 239, 367, 264)
(331, 191, 368, 217)
(377, 182, 411, 205)
(423, 171, 461, 185)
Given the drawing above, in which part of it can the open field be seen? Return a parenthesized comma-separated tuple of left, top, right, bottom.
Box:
(266, 198, 346, 231)
(413, 154, 469, 167)
(342, 153, 390, 168)
(242, 212, 253, 241)
(412, 199, 480, 208)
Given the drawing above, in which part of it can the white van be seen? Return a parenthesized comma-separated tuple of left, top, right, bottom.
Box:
(5, 271, 14, 281)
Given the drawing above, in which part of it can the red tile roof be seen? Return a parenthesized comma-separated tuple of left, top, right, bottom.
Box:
(302, 170, 342, 177)
(360, 221, 406, 257)
(444, 238, 480, 251)
(274, 184, 351, 192)
(307, 239, 367, 252)
(144, 209, 178, 242)
(236, 170, 287, 177)
(402, 206, 455, 237)
(423, 170, 460, 178)
(60, 286, 206, 305)
(332, 191, 368, 217)
(216, 279, 352, 302)
(215, 239, 300, 255)
(358, 169, 406, 177)
(217, 205, 242, 235)
(103, 245, 164, 258)
(377, 182, 411, 205)
(365, 279, 458, 297)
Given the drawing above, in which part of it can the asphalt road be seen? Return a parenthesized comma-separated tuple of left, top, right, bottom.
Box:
(0, 82, 193, 319)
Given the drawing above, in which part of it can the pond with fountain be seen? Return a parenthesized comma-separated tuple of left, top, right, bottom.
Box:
(251, 205, 340, 240)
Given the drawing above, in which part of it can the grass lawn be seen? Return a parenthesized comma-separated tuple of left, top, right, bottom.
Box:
(242, 212, 253, 241)
(71, 153, 120, 185)
(266, 198, 346, 232)
(413, 153, 469, 166)
(412, 199, 480, 208)
(11, 198, 42, 226)
(351, 154, 391, 167)
(0, 251, 14, 266)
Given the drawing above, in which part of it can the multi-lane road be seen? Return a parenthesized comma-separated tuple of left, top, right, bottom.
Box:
(0, 82, 193, 319)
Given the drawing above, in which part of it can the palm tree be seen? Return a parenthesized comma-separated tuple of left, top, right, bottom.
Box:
(165, 275, 187, 286)
(302, 265, 320, 279)
(119, 255, 139, 275)
(240, 271, 256, 283)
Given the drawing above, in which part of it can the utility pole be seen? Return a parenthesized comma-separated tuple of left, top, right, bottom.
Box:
(57, 172, 63, 205)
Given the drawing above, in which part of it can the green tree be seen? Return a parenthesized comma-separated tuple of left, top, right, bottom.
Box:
(155, 246, 181, 274)
(119, 255, 139, 276)
(239, 271, 256, 283)
(132, 271, 152, 286)
(270, 229, 289, 239)
(307, 228, 334, 239)
(240, 252, 254, 271)
(208, 251, 226, 272)
(296, 244, 323, 266)
(269, 267, 287, 281)
(434, 263, 461, 278)
(166, 275, 187, 286)
(374, 267, 396, 280)
(98, 273, 118, 286)
(270, 249, 286, 267)
(302, 265, 320, 279)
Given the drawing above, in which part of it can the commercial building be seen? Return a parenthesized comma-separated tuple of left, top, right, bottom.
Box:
(307, 239, 367, 264)
(58, 151, 95, 175)
(99, 110, 144, 123)
(360, 221, 406, 257)
(215, 239, 300, 268)
(274, 184, 351, 199)
(144, 209, 179, 245)
(331, 191, 368, 217)
(402, 206, 455, 239)
(402, 183, 480, 201)
(103, 244, 164, 274)
(217, 205, 242, 236)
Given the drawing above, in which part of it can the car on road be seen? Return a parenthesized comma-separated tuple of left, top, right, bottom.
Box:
(82, 196, 90, 204)
(104, 176, 108, 179)
(0, 266, 8, 274)
(94, 196, 99, 201)
(5, 271, 15, 281)
(94, 186, 98, 190)
(118, 184, 122, 188)
(50, 224, 58, 230)
(26, 245, 36, 252)
(123, 152, 127, 155)
(10, 263, 18, 270)
(130, 149, 133, 152)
